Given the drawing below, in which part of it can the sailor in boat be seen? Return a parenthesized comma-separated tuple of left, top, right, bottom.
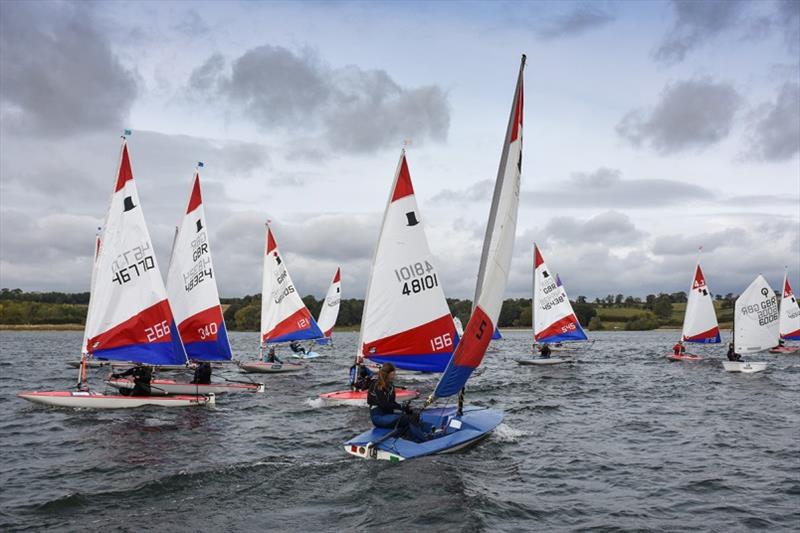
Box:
(672, 341, 686, 356)
(726, 342, 742, 362)
(110, 365, 153, 396)
(367, 363, 431, 442)
(289, 340, 307, 356)
(191, 361, 212, 385)
(776, 339, 786, 349)
(539, 343, 552, 359)
(266, 346, 282, 364)
(349, 357, 374, 391)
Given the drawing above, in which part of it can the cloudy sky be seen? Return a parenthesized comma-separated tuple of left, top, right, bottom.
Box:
(1, 0, 798, 300)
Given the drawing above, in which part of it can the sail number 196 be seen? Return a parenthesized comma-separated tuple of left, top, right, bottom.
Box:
(430, 333, 453, 351)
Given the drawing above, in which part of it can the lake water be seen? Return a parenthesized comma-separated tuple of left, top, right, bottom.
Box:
(1, 330, 798, 532)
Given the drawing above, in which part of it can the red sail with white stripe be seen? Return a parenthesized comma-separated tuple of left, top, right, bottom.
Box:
(260, 223, 324, 344)
(434, 55, 525, 399)
(317, 267, 342, 338)
(84, 140, 187, 365)
(780, 270, 800, 340)
(681, 260, 721, 343)
(166, 171, 232, 361)
(359, 150, 456, 372)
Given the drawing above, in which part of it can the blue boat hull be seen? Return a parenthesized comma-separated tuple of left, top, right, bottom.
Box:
(344, 406, 503, 461)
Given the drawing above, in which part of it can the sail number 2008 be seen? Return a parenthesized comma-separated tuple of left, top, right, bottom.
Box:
(395, 261, 439, 296)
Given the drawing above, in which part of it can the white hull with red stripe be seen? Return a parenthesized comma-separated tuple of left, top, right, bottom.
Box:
(17, 390, 215, 408)
(105, 378, 264, 395)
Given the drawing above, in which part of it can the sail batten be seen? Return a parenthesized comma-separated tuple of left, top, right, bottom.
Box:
(166, 171, 232, 361)
(358, 151, 456, 372)
(434, 55, 525, 399)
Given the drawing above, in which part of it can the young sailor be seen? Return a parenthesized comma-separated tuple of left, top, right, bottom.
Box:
(349, 358, 374, 391)
(726, 342, 741, 362)
(111, 365, 153, 396)
(672, 341, 686, 356)
(367, 363, 430, 442)
(289, 340, 307, 355)
(191, 361, 212, 385)
(539, 343, 552, 359)
(266, 346, 282, 363)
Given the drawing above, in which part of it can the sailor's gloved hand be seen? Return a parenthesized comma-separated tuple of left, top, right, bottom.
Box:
(402, 401, 413, 414)
(111, 373, 120, 379)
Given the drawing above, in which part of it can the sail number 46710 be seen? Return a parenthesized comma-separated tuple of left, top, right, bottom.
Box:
(395, 261, 439, 296)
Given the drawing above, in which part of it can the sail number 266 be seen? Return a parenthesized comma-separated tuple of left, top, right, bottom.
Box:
(145, 320, 170, 342)
(395, 261, 438, 296)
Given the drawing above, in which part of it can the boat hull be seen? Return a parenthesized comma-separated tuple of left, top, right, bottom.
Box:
(289, 351, 321, 360)
(517, 357, 572, 365)
(239, 361, 305, 373)
(319, 387, 418, 406)
(666, 353, 703, 361)
(105, 378, 264, 395)
(722, 361, 767, 373)
(344, 406, 503, 461)
(17, 390, 215, 408)
(769, 346, 800, 354)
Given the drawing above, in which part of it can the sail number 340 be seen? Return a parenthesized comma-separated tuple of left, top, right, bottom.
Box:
(395, 261, 439, 296)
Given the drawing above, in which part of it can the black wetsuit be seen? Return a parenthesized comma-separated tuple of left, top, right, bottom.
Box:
(540, 345, 551, 358)
(367, 381, 429, 442)
(113, 366, 152, 396)
(192, 362, 212, 385)
(267, 351, 282, 363)
(727, 345, 741, 362)
(289, 341, 306, 355)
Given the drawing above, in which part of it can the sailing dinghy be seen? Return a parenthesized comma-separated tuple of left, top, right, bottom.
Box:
(320, 150, 452, 404)
(315, 267, 342, 345)
(240, 223, 316, 372)
(723, 275, 778, 373)
(345, 54, 525, 460)
(771, 269, 800, 353)
(520, 244, 587, 365)
(18, 139, 214, 408)
(106, 169, 262, 395)
(667, 255, 720, 361)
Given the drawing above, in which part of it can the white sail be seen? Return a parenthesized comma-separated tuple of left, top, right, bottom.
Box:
(779, 270, 800, 340)
(166, 171, 232, 361)
(434, 54, 525, 399)
(259, 223, 323, 344)
(734, 275, 780, 354)
(681, 262, 720, 343)
(84, 140, 187, 365)
(358, 150, 456, 372)
(533, 244, 587, 343)
(317, 267, 342, 338)
(81, 229, 102, 355)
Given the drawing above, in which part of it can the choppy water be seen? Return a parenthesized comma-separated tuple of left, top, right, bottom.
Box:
(1, 330, 798, 532)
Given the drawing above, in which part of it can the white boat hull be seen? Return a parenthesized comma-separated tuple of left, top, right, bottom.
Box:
(289, 351, 321, 360)
(722, 361, 767, 373)
(105, 378, 264, 395)
(239, 361, 305, 373)
(17, 390, 215, 408)
(517, 357, 572, 365)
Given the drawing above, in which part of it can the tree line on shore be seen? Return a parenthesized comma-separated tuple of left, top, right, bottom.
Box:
(1, 288, 738, 331)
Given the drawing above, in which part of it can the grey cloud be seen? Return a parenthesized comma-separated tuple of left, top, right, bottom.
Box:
(744, 83, 800, 162)
(189, 45, 450, 154)
(617, 79, 742, 154)
(543, 211, 646, 246)
(726, 194, 800, 207)
(432, 180, 493, 203)
(652, 228, 747, 256)
(173, 9, 210, 37)
(535, 4, 615, 40)
(0, 1, 137, 136)
(654, 0, 746, 65)
(777, 0, 800, 54)
(437, 169, 713, 208)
